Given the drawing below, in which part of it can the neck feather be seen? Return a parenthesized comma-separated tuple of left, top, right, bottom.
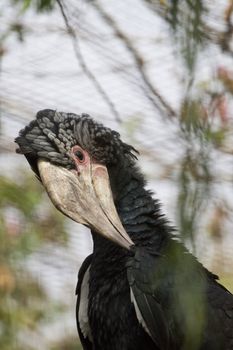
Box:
(91, 161, 171, 259)
(114, 164, 170, 247)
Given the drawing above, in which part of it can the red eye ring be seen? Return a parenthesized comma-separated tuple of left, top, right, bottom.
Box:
(71, 146, 88, 166)
(74, 149, 85, 162)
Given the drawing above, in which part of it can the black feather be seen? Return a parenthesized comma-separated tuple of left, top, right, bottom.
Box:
(16, 111, 233, 350)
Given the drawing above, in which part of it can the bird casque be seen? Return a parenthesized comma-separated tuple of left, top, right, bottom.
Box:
(16, 109, 233, 350)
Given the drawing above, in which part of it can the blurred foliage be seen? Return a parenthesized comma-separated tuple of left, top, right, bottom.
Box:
(147, 1, 233, 248)
(177, 60, 233, 246)
(12, 0, 55, 12)
(145, 0, 207, 72)
(0, 0, 55, 56)
(0, 173, 69, 349)
(219, 275, 233, 294)
(51, 336, 82, 350)
(0, 0, 233, 348)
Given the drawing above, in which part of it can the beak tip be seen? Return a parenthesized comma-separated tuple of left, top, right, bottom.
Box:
(38, 158, 135, 251)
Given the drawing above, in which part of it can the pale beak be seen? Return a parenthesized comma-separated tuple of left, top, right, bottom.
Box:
(37, 159, 134, 250)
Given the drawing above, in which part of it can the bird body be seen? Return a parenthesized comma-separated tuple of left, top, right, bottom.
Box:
(77, 165, 233, 350)
(15, 110, 233, 350)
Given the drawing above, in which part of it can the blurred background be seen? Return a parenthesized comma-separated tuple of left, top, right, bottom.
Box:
(0, 0, 233, 349)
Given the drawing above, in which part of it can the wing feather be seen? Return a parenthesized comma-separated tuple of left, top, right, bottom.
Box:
(130, 282, 169, 349)
(76, 254, 93, 350)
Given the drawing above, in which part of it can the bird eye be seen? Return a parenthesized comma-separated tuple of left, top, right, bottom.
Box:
(74, 150, 85, 162)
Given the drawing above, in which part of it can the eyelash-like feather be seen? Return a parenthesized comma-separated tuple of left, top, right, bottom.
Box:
(15, 109, 139, 168)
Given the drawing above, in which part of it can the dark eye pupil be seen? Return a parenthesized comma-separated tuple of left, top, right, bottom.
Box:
(75, 150, 84, 161)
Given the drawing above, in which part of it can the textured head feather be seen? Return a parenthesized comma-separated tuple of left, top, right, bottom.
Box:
(15, 109, 138, 171)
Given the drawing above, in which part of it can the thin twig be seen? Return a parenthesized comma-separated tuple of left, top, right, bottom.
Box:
(56, 0, 122, 123)
(92, 1, 176, 119)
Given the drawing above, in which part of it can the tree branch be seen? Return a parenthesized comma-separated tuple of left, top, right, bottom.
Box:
(92, 1, 177, 119)
(56, 0, 122, 123)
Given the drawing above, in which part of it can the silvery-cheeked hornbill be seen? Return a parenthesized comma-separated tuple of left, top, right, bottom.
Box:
(15, 109, 233, 350)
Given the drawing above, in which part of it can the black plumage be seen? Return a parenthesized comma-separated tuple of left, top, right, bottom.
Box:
(16, 109, 233, 350)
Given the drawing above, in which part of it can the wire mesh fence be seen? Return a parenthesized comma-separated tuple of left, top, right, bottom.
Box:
(0, 0, 233, 349)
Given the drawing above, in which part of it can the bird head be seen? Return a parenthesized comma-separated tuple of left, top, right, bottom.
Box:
(15, 109, 137, 250)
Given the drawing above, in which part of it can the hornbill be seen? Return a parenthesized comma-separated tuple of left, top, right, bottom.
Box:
(15, 109, 233, 350)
